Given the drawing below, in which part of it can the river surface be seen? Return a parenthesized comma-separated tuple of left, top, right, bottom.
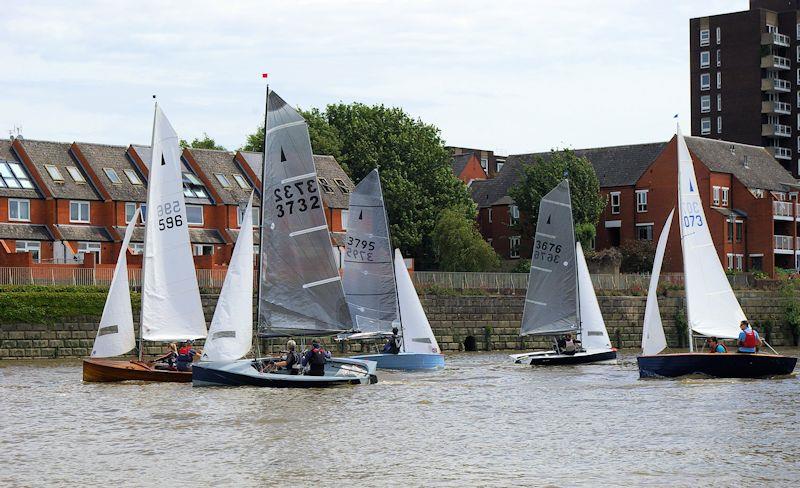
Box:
(1, 350, 799, 487)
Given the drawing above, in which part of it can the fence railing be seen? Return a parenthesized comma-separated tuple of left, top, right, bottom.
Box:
(0, 267, 230, 289)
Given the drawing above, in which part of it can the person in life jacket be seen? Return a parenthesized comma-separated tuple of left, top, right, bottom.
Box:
(706, 337, 727, 353)
(176, 340, 201, 372)
(558, 333, 581, 356)
(301, 339, 331, 376)
(737, 320, 761, 354)
(382, 327, 401, 354)
(271, 340, 302, 374)
(153, 342, 178, 370)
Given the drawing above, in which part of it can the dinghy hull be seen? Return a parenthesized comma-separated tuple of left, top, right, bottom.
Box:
(511, 349, 617, 366)
(637, 353, 797, 379)
(349, 352, 445, 370)
(192, 357, 378, 387)
(82, 358, 192, 383)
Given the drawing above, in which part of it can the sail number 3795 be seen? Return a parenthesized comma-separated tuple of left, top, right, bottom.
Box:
(533, 239, 562, 263)
(273, 178, 321, 218)
(157, 200, 183, 231)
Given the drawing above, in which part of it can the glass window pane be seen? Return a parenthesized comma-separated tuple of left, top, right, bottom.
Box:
(0, 163, 12, 178)
(20, 179, 33, 189)
(66, 166, 85, 182)
(9, 162, 25, 178)
(186, 205, 203, 224)
(104, 168, 121, 184)
(5, 178, 21, 188)
(124, 169, 142, 184)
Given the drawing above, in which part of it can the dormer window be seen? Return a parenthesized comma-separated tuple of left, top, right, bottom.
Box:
(123, 169, 142, 185)
(104, 168, 122, 184)
(45, 165, 64, 182)
(333, 178, 350, 194)
(232, 174, 250, 189)
(318, 177, 335, 193)
(215, 173, 232, 188)
(0, 161, 34, 189)
(66, 166, 86, 183)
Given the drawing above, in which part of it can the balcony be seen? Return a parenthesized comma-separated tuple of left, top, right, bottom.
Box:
(773, 200, 795, 219)
(762, 31, 791, 47)
(761, 55, 792, 70)
(762, 123, 792, 137)
(762, 77, 791, 92)
(775, 235, 794, 253)
(770, 146, 792, 160)
(762, 100, 792, 114)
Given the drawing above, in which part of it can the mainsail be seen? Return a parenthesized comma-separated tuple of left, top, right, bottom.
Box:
(641, 210, 673, 356)
(342, 169, 399, 334)
(677, 130, 745, 339)
(394, 249, 440, 354)
(258, 90, 352, 336)
(91, 208, 139, 358)
(202, 194, 255, 362)
(520, 179, 579, 336)
(141, 106, 207, 342)
(576, 243, 612, 351)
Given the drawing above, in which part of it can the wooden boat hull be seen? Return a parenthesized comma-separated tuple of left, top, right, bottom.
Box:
(349, 352, 445, 370)
(637, 353, 798, 379)
(192, 357, 378, 388)
(511, 348, 618, 366)
(82, 358, 192, 383)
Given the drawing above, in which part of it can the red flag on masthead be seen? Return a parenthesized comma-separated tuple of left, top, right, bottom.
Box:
(262, 73, 269, 78)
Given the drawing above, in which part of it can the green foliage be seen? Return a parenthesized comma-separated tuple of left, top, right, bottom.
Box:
(674, 305, 688, 348)
(241, 124, 264, 153)
(180, 133, 226, 150)
(508, 149, 605, 247)
(780, 283, 800, 345)
(619, 240, 656, 273)
(510, 259, 531, 274)
(752, 271, 769, 280)
(432, 208, 500, 272)
(0, 286, 140, 324)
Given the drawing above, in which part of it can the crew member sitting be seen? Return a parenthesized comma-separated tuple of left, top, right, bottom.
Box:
(176, 340, 201, 372)
(706, 337, 727, 353)
(560, 333, 581, 356)
(302, 339, 331, 376)
(737, 320, 761, 354)
(382, 327, 401, 354)
(271, 340, 301, 374)
(153, 342, 178, 370)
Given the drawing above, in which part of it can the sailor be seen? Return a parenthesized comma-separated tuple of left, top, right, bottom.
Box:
(302, 339, 331, 376)
(560, 333, 581, 356)
(706, 337, 727, 353)
(271, 340, 301, 374)
(382, 327, 401, 354)
(737, 320, 761, 354)
(176, 340, 201, 372)
(153, 342, 178, 370)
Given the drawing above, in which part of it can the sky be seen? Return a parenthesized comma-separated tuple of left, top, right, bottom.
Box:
(0, 0, 743, 155)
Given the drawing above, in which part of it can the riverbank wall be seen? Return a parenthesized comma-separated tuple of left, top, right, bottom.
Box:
(1, 291, 798, 359)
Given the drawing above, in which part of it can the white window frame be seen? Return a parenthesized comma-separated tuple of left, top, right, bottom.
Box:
(610, 192, 620, 214)
(700, 95, 711, 113)
(635, 190, 648, 213)
(721, 187, 729, 207)
(45, 165, 64, 181)
(69, 200, 90, 223)
(125, 202, 138, 223)
(700, 51, 710, 68)
(510, 204, 520, 223)
(717, 93, 722, 111)
(232, 174, 250, 189)
(797, 23, 800, 40)
(716, 49, 721, 67)
(15, 240, 41, 262)
(716, 26, 721, 44)
(214, 173, 231, 188)
(341, 209, 349, 230)
(103, 168, 122, 184)
(496, 162, 504, 172)
(333, 178, 350, 194)
(635, 223, 654, 241)
(480, 157, 488, 171)
(726, 253, 733, 270)
(318, 177, 335, 194)
(488, 208, 493, 223)
(237, 206, 260, 227)
(186, 204, 204, 225)
(77, 241, 101, 264)
(509, 236, 521, 259)
(700, 73, 710, 90)
(712, 186, 721, 206)
(736, 254, 743, 271)
(192, 244, 214, 256)
(123, 168, 142, 185)
(9, 198, 30, 221)
(700, 29, 710, 46)
(66, 166, 85, 183)
(716, 71, 721, 89)
(717, 115, 722, 134)
(701, 117, 711, 135)
(128, 242, 144, 255)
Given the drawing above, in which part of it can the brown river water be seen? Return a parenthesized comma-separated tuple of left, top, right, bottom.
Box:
(1, 350, 799, 487)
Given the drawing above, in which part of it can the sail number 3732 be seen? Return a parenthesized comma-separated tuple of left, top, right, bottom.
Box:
(273, 178, 321, 218)
(682, 202, 704, 228)
(533, 239, 562, 263)
(157, 200, 183, 231)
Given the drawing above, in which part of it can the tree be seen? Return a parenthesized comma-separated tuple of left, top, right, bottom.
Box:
(240, 108, 343, 164)
(432, 208, 500, 272)
(509, 150, 605, 247)
(180, 133, 226, 150)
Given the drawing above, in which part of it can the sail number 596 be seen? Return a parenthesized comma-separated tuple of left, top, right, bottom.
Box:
(157, 200, 183, 231)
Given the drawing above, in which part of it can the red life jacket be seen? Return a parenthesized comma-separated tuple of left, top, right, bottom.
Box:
(743, 329, 758, 348)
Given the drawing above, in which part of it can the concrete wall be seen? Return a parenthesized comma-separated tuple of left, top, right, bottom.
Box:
(1, 291, 797, 359)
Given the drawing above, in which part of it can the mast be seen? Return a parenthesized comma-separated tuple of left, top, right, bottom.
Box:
(677, 126, 694, 352)
(564, 177, 581, 338)
(138, 96, 157, 361)
(255, 78, 269, 356)
(380, 169, 404, 351)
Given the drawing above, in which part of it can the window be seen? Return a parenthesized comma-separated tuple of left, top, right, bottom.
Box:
(184, 172, 202, 185)
(717, 116, 723, 134)
(214, 173, 232, 188)
(509, 236, 521, 259)
(480, 158, 488, 171)
(140, 204, 147, 223)
(768, 24, 777, 34)
(700, 29, 710, 46)
(797, 23, 800, 40)
(123, 168, 142, 185)
(721, 187, 729, 206)
(125, 202, 146, 223)
(9, 199, 30, 221)
(636, 190, 648, 212)
(237, 206, 260, 227)
(735, 221, 743, 242)
(700, 95, 711, 113)
(232, 174, 250, 189)
(717, 94, 722, 111)
(700, 73, 710, 90)
(797, 46, 800, 62)
(510, 204, 520, 224)
(700, 51, 710, 68)
(496, 162, 504, 172)
(636, 224, 653, 241)
(102, 168, 121, 184)
(488, 208, 493, 223)
(716, 49, 721, 67)
(333, 178, 350, 194)
(610, 192, 620, 214)
(186, 205, 203, 225)
(193, 244, 214, 256)
(0, 161, 34, 189)
(716, 72, 721, 89)
(318, 177, 335, 193)
(736, 255, 743, 271)
(713, 186, 721, 206)
(45, 165, 64, 181)
(128, 242, 144, 255)
(15, 240, 40, 262)
(66, 166, 85, 183)
(727, 221, 733, 243)
(69, 201, 90, 223)
(701, 117, 711, 135)
(726, 253, 733, 270)
(77, 242, 101, 264)
(341, 209, 349, 230)
(716, 26, 721, 44)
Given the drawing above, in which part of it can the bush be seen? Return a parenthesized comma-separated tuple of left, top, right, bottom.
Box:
(432, 208, 501, 271)
(0, 285, 140, 324)
(619, 240, 656, 273)
(674, 306, 688, 348)
(510, 259, 531, 274)
(781, 284, 800, 346)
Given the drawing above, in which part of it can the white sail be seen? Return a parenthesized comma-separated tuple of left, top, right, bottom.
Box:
(202, 194, 255, 362)
(677, 130, 745, 339)
(90, 208, 139, 358)
(642, 210, 673, 356)
(576, 243, 612, 351)
(141, 106, 207, 341)
(394, 249, 440, 354)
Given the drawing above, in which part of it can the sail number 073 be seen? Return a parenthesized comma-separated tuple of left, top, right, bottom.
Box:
(273, 178, 321, 218)
(157, 200, 183, 231)
(682, 202, 704, 228)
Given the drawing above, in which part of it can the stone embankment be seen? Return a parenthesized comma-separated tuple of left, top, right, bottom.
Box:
(0, 291, 797, 359)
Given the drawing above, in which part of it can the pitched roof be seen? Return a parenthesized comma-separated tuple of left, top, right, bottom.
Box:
(684, 136, 798, 191)
(451, 153, 472, 177)
(114, 226, 226, 244)
(0, 223, 52, 241)
(56, 225, 113, 242)
(19, 139, 101, 200)
(130, 144, 213, 205)
(75, 142, 148, 202)
(0, 139, 41, 199)
(185, 148, 260, 206)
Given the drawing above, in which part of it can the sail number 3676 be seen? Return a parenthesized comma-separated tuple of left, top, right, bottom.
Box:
(274, 178, 321, 218)
(682, 202, 704, 228)
(533, 239, 562, 263)
(157, 200, 183, 231)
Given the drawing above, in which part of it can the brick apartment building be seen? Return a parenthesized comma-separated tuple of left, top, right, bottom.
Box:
(450, 152, 488, 183)
(470, 136, 800, 277)
(448, 146, 506, 178)
(0, 137, 353, 269)
(690, 0, 800, 176)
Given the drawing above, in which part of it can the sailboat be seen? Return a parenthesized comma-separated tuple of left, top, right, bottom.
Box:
(637, 129, 797, 378)
(509, 180, 617, 366)
(191, 88, 377, 387)
(83, 106, 207, 382)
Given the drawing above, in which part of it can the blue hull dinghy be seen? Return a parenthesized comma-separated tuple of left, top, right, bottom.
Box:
(350, 352, 445, 370)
